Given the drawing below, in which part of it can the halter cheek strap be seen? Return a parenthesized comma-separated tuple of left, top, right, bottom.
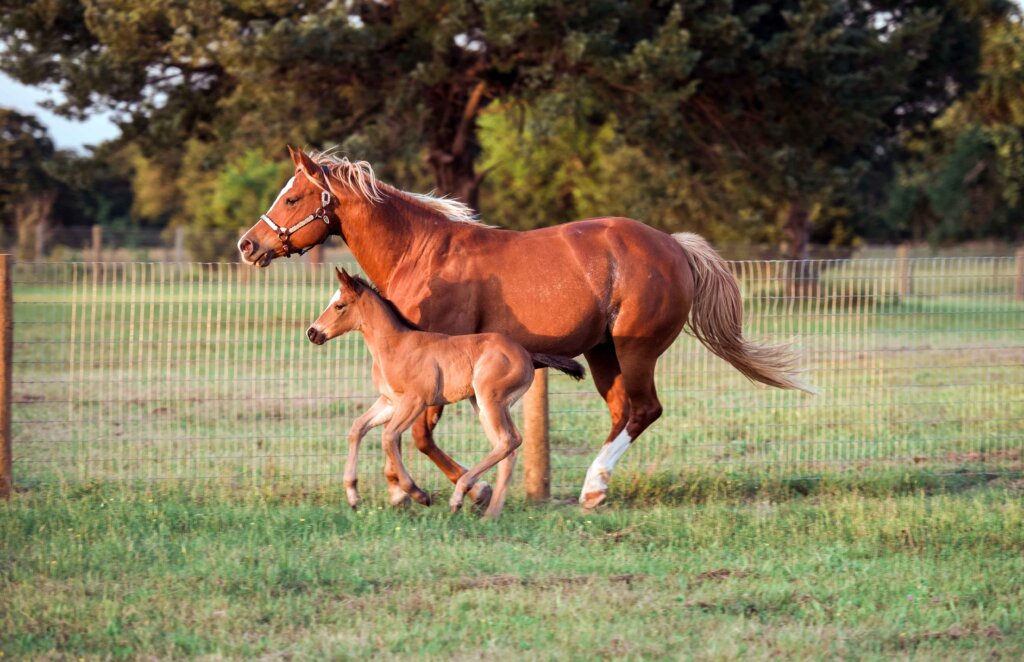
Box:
(260, 189, 334, 257)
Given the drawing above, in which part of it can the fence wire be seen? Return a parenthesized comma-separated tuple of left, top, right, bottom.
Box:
(10, 257, 1024, 496)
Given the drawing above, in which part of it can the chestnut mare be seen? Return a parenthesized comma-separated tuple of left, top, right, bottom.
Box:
(239, 147, 812, 508)
(307, 267, 585, 518)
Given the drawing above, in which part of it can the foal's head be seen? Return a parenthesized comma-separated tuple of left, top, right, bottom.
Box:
(306, 268, 369, 345)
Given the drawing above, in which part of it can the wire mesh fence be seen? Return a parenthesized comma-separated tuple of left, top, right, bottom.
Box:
(10, 256, 1024, 497)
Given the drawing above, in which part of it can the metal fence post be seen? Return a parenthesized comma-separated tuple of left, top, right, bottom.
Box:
(522, 367, 550, 501)
(0, 255, 12, 499)
(1015, 247, 1024, 302)
(897, 243, 913, 299)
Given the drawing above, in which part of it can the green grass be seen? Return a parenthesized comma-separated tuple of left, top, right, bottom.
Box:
(2, 473, 1023, 659)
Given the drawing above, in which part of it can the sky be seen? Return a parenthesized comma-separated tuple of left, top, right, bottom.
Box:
(0, 72, 120, 151)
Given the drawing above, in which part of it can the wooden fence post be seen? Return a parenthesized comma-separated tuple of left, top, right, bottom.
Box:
(0, 255, 12, 499)
(522, 367, 550, 501)
(897, 243, 913, 299)
(91, 225, 102, 263)
(1015, 247, 1024, 302)
(173, 226, 185, 263)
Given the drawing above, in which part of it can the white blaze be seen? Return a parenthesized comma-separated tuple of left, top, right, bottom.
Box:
(269, 176, 296, 211)
(328, 289, 342, 306)
(579, 430, 632, 500)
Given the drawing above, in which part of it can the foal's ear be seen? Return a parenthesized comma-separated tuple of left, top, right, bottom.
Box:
(287, 145, 301, 166)
(335, 267, 358, 291)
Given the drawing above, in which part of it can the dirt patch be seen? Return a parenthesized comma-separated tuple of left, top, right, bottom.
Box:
(944, 449, 1021, 463)
(693, 568, 751, 583)
(452, 573, 643, 592)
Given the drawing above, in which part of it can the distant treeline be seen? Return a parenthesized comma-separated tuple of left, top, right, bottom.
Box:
(1, 0, 1023, 261)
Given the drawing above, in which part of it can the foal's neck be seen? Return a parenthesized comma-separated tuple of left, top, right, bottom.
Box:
(356, 293, 414, 355)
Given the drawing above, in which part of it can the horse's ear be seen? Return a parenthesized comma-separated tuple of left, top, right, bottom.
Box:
(295, 148, 327, 189)
(334, 267, 345, 285)
(287, 145, 301, 166)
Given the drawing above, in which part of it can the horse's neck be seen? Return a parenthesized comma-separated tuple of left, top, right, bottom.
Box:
(336, 192, 453, 294)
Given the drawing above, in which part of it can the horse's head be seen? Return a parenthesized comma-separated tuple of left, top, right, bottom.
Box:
(237, 146, 336, 267)
(306, 268, 367, 345)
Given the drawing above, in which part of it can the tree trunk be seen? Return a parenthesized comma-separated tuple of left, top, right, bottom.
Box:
(425, 80, 487, 210)
(780, 199, 816, 297)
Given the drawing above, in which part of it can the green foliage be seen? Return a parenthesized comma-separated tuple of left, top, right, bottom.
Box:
(181, 148, 292, 262)
(0, 1, 1018, 251)
(883, 16, 1024, 245)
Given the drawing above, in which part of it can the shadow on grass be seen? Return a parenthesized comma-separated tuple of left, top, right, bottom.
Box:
(603, 464, 1023, 506)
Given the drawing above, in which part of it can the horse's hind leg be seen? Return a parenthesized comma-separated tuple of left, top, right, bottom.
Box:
(411, 406, 492, 507)
(579, 342, 631, 509)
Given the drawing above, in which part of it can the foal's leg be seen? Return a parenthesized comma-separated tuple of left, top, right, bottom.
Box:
(411, 407, 493, 507)
(451, 400, 522, 514)
(381, 398, 432, 506)
(344, 397, 393, 508)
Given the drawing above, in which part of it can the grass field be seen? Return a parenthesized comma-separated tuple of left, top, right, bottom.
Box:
(2, 471, 1023, 659)
(4, 258, 1023, 659)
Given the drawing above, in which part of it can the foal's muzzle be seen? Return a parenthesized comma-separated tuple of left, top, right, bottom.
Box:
(306, 326, 327, 345)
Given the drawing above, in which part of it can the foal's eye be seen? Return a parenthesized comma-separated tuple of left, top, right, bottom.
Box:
(285, 197, 299, 207)
(334, 303, 346, 312)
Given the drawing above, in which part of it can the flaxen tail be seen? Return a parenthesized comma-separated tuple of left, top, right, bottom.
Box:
(674, 233, 817, 394)
(532, 354, 586, 381)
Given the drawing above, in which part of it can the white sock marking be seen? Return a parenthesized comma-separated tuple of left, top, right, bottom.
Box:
(580, 430, 631, 500)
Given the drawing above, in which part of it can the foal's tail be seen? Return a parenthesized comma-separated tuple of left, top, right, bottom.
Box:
(532, 354, 586, 381)
(674, 232, 817, 394)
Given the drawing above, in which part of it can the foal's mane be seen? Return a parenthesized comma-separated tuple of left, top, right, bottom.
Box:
(309, 150, 482, 225)
(351, 274, 422, 331)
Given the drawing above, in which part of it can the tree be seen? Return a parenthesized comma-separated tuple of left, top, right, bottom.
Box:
(883, 12, 1024, 244)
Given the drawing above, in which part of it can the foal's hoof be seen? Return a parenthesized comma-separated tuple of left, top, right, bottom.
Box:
(449, 501, 464, 514)
(469, 481, 493, 509)
(347, 498, 360, 511)
(389, 492, 412, 508)
(580, 490, 607, 510)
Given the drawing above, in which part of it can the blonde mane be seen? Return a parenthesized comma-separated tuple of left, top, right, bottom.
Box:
(308, 150, 481, 225)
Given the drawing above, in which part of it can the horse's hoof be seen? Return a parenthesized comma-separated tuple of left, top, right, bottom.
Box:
(347, 499, 360, 511)
(470, 482, 493, 509)
(411, 489, 431, 507)
(449, 498, 464, 514)
(481, 507, 502, 520)
(580, 490, 607, 510)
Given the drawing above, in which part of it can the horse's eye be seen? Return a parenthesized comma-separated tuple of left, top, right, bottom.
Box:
(335, 303, 346, 311)
(285, 197, 299, 207)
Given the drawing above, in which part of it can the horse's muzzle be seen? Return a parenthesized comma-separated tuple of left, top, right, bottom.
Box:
(306, 326, 327, 345)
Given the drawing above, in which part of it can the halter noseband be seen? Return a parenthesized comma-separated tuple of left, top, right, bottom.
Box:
(260, 189, 334, 257)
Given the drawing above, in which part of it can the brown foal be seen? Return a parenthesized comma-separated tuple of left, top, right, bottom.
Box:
(307, 268, 584, 518)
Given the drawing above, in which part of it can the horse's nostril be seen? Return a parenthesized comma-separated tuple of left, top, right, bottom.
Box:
(306, 327, 321, 344)
(239, 238, 256, 256)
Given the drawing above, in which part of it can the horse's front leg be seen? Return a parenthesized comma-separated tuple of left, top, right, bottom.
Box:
(344, 397, 393, 509)
(412, 406, 493, 508)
